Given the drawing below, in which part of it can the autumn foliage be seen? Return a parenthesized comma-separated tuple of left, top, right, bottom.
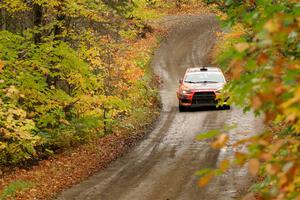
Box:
(198, 0, 300, 199)
(0, 0, 168, 167)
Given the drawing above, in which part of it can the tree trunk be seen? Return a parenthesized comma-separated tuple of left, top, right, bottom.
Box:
(0, 8, 7, 30)
(53, 1, 66, 41)
(54, 14, 65, 38)
(33, 4, 43, 43)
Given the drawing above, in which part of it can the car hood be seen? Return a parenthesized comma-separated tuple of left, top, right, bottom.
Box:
(183, 82, 225, 91)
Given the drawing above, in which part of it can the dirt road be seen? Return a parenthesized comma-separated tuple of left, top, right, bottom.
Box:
(57, 15, 263, 200)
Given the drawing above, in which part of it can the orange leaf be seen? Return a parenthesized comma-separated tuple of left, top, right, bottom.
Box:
(259, 92, 275, 102)
(0, 60, 4, 73)
(257, 139, 269, 146)
(211, 134, 229, 149)
(266, 164, 279, 175)
(257, 53, 269, 65)
(265, 111, 276, 123)
(270, 140, 284, 154)
(224, 31, 245, 39)
(220, 159, 230, 172)
(274, 84, 286, 95)
(248, 159, 260, 176)
(235, 152, 247, 166)
(235, 43, 249, 53)
(230, 60, 244, 79)
(260, 153, 272, 161)
(273, 57, 284, 75)
(264, 18, 280, 33)
(242, 193, 256, 200)
(198, 172, 214, 187)
(251, 95, 263, 110)
(288, 63, 299, 70)
(233, 137, 256, 147)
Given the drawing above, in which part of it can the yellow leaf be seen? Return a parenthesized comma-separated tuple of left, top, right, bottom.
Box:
(264, 18, 280, 33)
(59, 119, 71, 126)
(0, 142, 7, 150)
(248, 159, 260, 176)
(279, 174, 288, 187)
(224, 31, 245, 39)
(286, 183, 295, 192)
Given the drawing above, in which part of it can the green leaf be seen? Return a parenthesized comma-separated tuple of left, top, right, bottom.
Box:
(196, 129, 220, 141)
(195, 168, 213, 177)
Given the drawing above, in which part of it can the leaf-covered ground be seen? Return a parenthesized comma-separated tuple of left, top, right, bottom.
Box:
(0, 126, 154, 200)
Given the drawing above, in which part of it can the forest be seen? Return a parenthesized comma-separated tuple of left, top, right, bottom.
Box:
(0, 0, 299, 199)
(0, 0, 169, 166)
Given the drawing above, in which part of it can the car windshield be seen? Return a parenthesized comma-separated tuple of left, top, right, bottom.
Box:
(184, 72, 225, 83)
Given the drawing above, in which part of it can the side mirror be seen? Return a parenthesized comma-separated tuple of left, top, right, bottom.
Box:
(179, 79, 183, 84)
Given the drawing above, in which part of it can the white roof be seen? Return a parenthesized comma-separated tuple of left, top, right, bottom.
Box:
(186, 67, 222, 74)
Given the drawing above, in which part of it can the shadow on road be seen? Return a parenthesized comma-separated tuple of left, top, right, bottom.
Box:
(180, 106, 231, 112)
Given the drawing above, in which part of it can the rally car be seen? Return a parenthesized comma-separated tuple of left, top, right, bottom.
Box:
(176, 67, 229, 112)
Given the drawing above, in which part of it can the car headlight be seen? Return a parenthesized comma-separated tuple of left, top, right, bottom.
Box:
(182, 89, 193, 94)
(215, 88, 223, 93)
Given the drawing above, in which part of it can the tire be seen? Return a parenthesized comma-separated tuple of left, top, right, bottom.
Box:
(179, 104, 187, 112)
(222, 105, 231, 110)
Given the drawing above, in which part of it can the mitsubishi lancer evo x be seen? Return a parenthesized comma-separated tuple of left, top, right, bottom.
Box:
(176, 67, 230, 112)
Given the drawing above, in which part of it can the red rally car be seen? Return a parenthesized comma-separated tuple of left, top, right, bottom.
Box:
(176, 67, 229, 112)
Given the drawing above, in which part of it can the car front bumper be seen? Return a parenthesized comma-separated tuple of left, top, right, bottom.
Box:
(178, 91, 229, 107)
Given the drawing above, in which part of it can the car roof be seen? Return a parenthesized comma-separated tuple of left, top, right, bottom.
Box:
(186, 67, 222, 74)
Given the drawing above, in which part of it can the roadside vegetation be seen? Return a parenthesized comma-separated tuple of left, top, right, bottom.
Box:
(0, 0, 169, 168)
(198, 0, 300, 199)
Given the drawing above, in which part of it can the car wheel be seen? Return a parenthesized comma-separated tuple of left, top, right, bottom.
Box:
(222, 105, 231, 110)
(179, 104, 187, 112)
